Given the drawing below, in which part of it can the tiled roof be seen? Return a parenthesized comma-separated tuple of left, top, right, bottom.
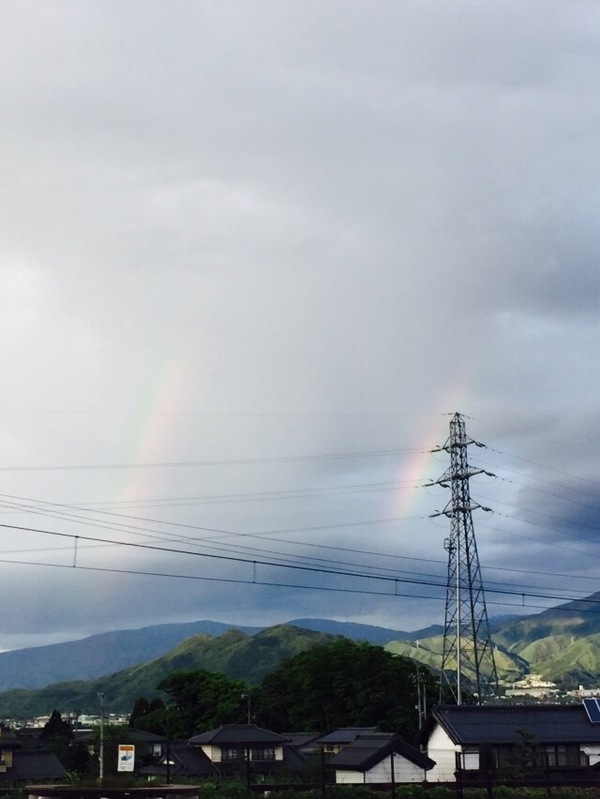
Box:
(329, 734, 435, 771)
(419, 704, 600, 746)
(0, 728, 21, 749)
(171, 743, 218, 776)
(316, 727, 379, 745)
(76, 728, 165, 745)
(285, 732, 320, 747)
(3, 750, 69, 782)
(140, 743, 217, 778)
(285, 732, 321, 753)
(189, 724, 288, 745)
(281, 743, 308, 771)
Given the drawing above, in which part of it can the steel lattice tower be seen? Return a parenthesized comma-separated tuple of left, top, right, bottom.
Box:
(431, 412, 498, 704)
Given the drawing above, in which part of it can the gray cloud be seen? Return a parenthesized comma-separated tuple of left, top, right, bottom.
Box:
(0, 1, 598, 652)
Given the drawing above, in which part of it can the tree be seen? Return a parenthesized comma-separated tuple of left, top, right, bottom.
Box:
(129, 696, 167, 734)
(40, 709, 72, 740)
(252, 639, 437, 737)
(39, 709, 92, 778)
(39, 710, 73, 770)
(133, 670, 250, 738)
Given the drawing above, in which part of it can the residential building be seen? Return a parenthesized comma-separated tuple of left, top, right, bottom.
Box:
(329, 733, 434, 784)
(188, 724, 305, 778)
(417, 703, 600, 782)
(0, 725, 67, 787)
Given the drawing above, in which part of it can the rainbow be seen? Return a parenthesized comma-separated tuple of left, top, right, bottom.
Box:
(393, 388, 467, 517)
(119, 353, 192, 505)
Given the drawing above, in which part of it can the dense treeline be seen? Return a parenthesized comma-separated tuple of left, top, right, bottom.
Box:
(129, 639, 438, 739)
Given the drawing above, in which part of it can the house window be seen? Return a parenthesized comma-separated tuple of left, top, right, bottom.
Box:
(222, 747, 246, 761)
(541, 745, 584, 768)
(252, 747, 275, 761)
(463, 751, 479, 770)
(494, 743, 584, 770)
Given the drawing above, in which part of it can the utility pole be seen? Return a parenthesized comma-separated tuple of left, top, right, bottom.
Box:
(430, 413, 498, 704)
(98, 691, 105, 784)
(241, 692, 251, 725)
(415, 665, 427, 728)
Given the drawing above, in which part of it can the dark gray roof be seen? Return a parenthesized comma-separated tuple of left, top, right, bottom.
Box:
(329, 734, 434, 772)
(281, 743, 308, 771)
(76, 728, 165, 745)
(286, 732, 320, 747)
(170, 743, 215, 773)
(120, 728, 166, 743)
(140, 743, 217, 778)
(189, 724, 288, 746)
(317, 727, 379, 745)
(0, 727, 21, 749)
(285, 732, 321, 754)
(3, 750, 69, 783)
(419, 704, 600, 746)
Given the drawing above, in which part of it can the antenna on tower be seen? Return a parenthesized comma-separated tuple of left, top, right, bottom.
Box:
(429, 412, 498, 704)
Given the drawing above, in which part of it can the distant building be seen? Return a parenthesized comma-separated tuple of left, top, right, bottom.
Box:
(504, 674, 559, 699)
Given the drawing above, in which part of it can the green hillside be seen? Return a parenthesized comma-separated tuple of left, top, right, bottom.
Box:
(0, 625, 338, 718)
(493, 593, 600, 648)
(487, 592, 600, 685)
(515, 633, 600, 686)
(383, 592, 600, 689)
(385, 636, 525, 683)
(3, 592, 600, 719)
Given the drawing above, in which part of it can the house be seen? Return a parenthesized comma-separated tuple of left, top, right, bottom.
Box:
(0, 726, 67, 786)
(188, 724, 305, 777)
(75, 727, 166, 770)
(329, 733, 435, 784)
(0, 726, 20, 773)
(5, 750, 69, 785)
(417, 703, 600, 782)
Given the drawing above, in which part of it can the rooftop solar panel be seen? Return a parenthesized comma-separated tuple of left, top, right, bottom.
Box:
(582, 698, 600, 723)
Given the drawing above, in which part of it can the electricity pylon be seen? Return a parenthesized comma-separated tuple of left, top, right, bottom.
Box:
(430, 412, 498, 704)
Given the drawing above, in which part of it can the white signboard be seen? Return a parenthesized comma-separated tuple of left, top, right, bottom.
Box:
(118, 744, 135, 772)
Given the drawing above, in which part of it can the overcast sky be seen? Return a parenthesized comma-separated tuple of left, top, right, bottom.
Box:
(1, 0, 599, 652)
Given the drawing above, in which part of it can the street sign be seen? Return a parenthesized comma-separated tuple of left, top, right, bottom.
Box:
(117, 744, 135, 772)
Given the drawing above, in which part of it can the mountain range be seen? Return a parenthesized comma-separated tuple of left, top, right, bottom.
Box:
(0, 617, 439, 693)
(389, 593, 600, 688)
(1, 593, 599, 717)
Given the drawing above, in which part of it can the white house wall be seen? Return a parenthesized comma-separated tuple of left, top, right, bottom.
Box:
(583, 745, 600, 766)
(426, 723, 463, 782)
(200, 745, 219, 762)
(336, 770, 364, 784)
(335, 754, 428, 784)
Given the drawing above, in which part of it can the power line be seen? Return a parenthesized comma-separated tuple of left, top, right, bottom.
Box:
(0, 446, 422, 472)
(0, 486, 598, 603)
(0, 521, 598, 611)
(0, 421, 597, 617)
